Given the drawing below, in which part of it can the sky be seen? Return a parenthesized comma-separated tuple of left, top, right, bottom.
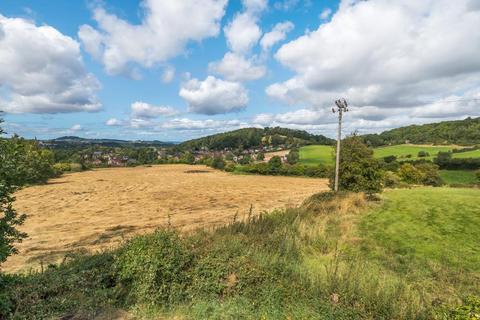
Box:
(0, 0, 479, 142)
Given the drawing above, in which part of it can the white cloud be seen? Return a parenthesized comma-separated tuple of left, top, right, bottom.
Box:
(253, 109, 330, 126)
(79, 0, 227, 76)
(274, 0, 300, 11)
(242, 0, 268, 13)
(268, 0, 480, 120)
(0, 14, 101, 114)
(70, 124, 82, 131)
(179, 76, 248, 115)
(131, 101, 179, 119)
(208, 52, 266, 81)
(105, 118, 124, 126)
(260, 21, 294, 52)
(224, 12, 262, 54)
(319, 8, 332, 20)
(161, 66, 175, 83)
(160, 118, 247, 130)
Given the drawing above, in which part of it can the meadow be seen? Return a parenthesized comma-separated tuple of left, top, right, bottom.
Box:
(4, 164, 327, 273)
(299, 145, 334, 165)
(439, 170, 479, 185)
(4, 187, 479, 319)
(299, 144, 480, 166)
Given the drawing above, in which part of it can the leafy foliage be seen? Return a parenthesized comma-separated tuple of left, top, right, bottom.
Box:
(286, 149, 299, 165)
(329, 136, 384, 194)
(0, 120, 28, 267)
(362, 117, 480, 147)
(178, 127, 334, 151)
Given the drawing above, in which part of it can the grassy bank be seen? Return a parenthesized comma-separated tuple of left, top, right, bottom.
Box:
(2, 188, 479, 319)
(439, 170, 479, 185)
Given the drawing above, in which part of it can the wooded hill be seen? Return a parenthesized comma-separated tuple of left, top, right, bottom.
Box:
(178, 127, 335, 151)
(361, 117, 480, 147)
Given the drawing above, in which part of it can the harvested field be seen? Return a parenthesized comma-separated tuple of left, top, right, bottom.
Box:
(5, 164, 327, 273)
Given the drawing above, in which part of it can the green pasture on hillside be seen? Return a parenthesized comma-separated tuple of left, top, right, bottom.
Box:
(372, 144, 455, 160)
(299, 145, 334, 166)
(299, 144, 480, 166)
(452, 149, 480, 159)
(439, 170, 479, 185)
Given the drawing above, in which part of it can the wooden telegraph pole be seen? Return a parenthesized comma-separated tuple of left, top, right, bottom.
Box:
(332, 99, 349, 192)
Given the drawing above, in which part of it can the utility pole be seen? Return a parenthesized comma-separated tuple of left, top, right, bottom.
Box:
(332, 99, 348, 192)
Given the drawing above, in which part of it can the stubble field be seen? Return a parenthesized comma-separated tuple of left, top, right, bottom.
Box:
(5, 164, 327, 273)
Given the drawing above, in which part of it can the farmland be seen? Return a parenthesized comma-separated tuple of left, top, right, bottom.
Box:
(6, 186, 480, 319)
(4, 164, 327, 273)
(299, 145, 334, 165)
(298, 144, 480, 166)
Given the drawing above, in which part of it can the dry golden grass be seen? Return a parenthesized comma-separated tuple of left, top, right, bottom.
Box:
(5, 164, 327, 273)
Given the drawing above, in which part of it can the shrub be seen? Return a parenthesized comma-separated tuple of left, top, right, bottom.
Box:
(286, 149, 299, 165)
(398, 163, 423, 184)
(384, 171, 401, 188)
(256, 152, 265, 161)
(476, 170, 480, 182)
(181, 152, 195, 164)
(417, 151, 430, 158)
(329, 136, 384, 194)
(0, 120, 28, 266)
(415, 162, 443, 186)
(211, 156, 226, 170)
(268, 156, 283, 174)
(383, 155, 397, 163)
(238, 155, 252, 165)
(115, 230, 193, 306)
(224, 163, 236, 172)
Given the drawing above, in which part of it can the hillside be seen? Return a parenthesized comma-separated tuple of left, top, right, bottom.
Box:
(44, 136, 174, 148)
(178, 127, 335, 151)
(361, 117, 480, 147)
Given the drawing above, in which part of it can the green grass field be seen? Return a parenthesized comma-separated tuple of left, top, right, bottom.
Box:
(452, 149, 480, 159)
(439, 170, 479, 185)
(361, 188, 480, 274)
(373, 144, 455, 160)
(299, 145, 334, 165)
(299, 144, 480, 166)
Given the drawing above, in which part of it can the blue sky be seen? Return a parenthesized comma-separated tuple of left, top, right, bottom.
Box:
(0, 0, 479, 141)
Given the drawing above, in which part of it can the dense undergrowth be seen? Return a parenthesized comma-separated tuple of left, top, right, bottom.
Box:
(1, 190, 479, 319)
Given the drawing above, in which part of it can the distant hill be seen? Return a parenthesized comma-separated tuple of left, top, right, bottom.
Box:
(45, 136, 174, 148)
(361, 117, 480, 147)
(178, 127, 335, 151)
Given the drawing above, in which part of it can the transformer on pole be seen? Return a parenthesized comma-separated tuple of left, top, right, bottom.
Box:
(332, 99, 349, 192)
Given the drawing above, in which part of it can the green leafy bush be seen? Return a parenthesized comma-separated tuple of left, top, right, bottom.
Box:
(211, 156, 226, 170)
(286, 149, 299, 165)
(417, 150, 430, 158)
(398, 163, 424, 184)
(115, 230, 193, 306)
(384, 171, 402, 188)
(329, 136, 384, 194)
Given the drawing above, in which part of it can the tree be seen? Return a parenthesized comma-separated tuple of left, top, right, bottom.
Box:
(211, 156, 226, 170)
(181, 152, 195, 164)
(329, 135, 383, 194)
(0, 118, 28, 266)
(268, 156, 283, 174)
(286, 149, 299, 165)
